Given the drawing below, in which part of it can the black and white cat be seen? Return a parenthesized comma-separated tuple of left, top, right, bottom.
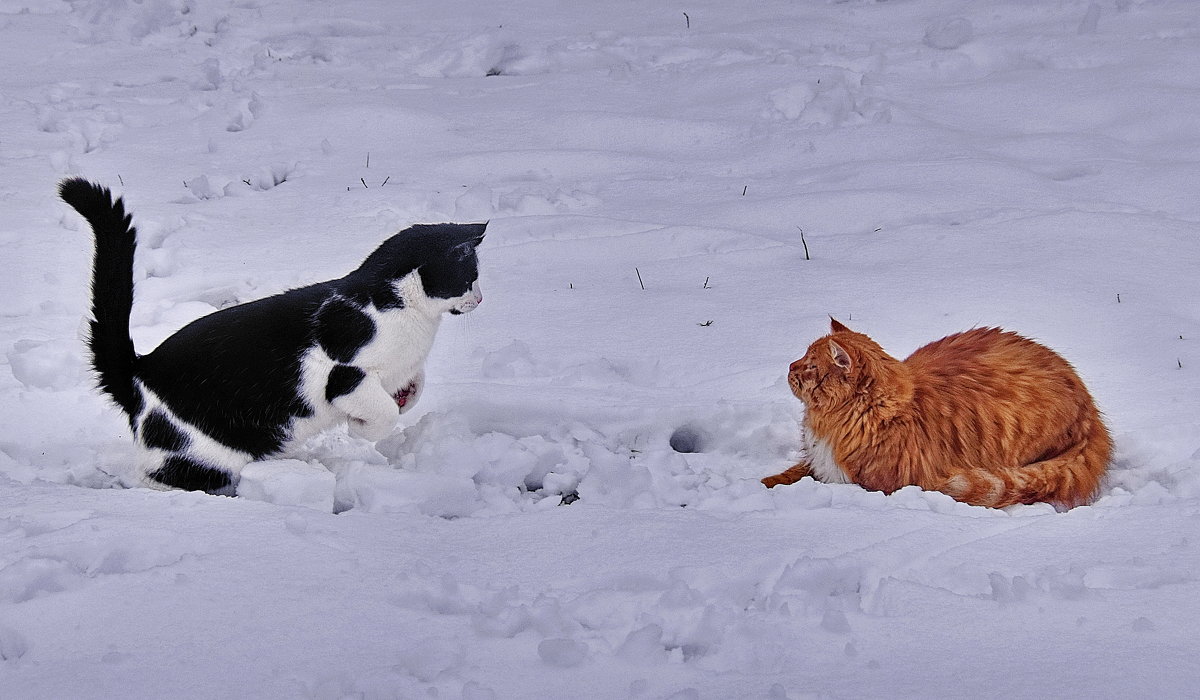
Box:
(59, 178, 484, 494)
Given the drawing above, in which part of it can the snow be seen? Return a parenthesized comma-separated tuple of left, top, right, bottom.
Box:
(238, 459, 337, 512)
(3, 0, 1200, 697)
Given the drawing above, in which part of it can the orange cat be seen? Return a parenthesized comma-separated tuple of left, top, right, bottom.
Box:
(762, 319, 1111, 508)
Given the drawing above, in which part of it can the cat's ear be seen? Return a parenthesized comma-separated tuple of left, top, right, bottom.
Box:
(449, 241, 475, 261)
(830, 317, 851, 334)
(828, 340, 852, 371)
(467, 222, 487, 247)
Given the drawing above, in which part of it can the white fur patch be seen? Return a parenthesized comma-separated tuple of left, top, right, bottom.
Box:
(290, 345, 344, 444)
(804, 424, 850, 484)
(980, 472, 1005, 504)
(942, 472, 1005, 504)
(292, 271, 481, 447)
(134, 383, 254, 485)
(943, 474, 969, 496)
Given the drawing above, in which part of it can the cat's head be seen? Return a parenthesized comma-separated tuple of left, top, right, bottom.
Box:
(788, 318, 889, 407)
(414, 223, 486, 315)
(357, 222, 486, 314)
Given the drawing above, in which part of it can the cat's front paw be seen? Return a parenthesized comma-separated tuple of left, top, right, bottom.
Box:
(761, 463, 813, 488)
(348, 415, 398, 442)
(393, 378, 422, 414)
(761, 474, 789, 489)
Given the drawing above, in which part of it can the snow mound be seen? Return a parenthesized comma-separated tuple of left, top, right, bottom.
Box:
(7, 339, 87, 391)
(237, 459, 336, 512)
(923, 18, 974, 50)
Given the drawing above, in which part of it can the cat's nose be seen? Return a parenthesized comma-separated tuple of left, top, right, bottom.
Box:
(789, 359, 805, 373)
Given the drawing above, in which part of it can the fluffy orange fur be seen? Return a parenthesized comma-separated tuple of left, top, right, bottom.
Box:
(762, 319, 1111, 509)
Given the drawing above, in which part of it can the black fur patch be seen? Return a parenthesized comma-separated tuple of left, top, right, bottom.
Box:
(140, 410, 189, 452)
(314, 297, 375, 363)
(149, 455, 231, 493)
(325, 364, 365, 402)
(418, 240, 480, 301)
(368, 284, 405, 310)
(136, 288, 321, 458)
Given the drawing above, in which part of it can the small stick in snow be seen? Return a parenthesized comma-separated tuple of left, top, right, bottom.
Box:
(742, 185, 747, 196)
(798, 226, 810, 260)
(1117, 293, 1121, 303)
(360, 178, 368, 189)
(380, 176, 390, 186)
(703, 276, 710, 289)
(683, 12, 690, 29)
(635, 267, 645, 290)
(366, 152, 370, 169)
(118, 174, 124, 186)
(698, 320, 713, 327)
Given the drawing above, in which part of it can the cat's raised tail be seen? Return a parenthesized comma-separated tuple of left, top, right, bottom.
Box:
(940, 411, 1111, 509)
(59, 178, 141, 422)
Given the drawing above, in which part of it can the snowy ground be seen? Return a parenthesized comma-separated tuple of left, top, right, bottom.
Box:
(3, 0, 1200, 697)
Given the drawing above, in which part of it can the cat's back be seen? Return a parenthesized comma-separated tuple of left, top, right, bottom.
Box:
(135, 283, 334, 405)
(142, 284, 329, 362)
(903, 327, 1088, 397)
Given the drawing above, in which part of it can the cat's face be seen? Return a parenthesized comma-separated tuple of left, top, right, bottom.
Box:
(410, 223, 486, 315)
(788, 320, 877, 407)
(789, 339, 850, 407)
(420, 240, 483, 315)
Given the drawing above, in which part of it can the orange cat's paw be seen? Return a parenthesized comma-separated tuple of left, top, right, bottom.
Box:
(761, 464, 812, 488)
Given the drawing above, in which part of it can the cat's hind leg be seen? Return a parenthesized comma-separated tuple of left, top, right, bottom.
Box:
(134, 407, 239, 494)
(146, 454, 235, 494)
(762, 461, 813, 488)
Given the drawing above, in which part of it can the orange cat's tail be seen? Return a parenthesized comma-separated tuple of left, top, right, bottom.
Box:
(939, 414, 1111, 509)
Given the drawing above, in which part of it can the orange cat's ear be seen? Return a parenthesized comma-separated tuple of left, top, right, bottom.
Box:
(830, 317, 851, 334)
(828, 340, 852, 371)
